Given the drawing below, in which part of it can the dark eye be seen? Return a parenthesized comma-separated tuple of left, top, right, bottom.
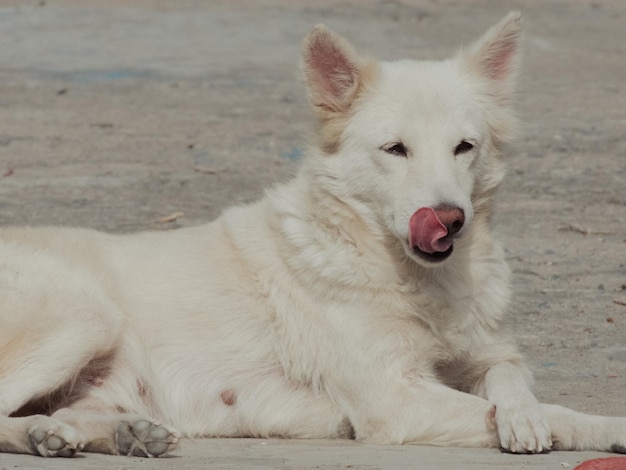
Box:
(454, 140, 474, 156)
(384, 142, 408, 157)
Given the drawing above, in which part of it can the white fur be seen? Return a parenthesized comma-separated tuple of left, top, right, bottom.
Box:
(1, 12, 626, 457)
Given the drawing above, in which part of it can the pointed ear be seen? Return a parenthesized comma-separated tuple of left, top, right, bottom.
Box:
(460, 11, 522, 103)
(301, 25, 372, 119)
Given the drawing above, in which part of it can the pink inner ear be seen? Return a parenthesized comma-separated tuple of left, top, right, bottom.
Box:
(306, 35, 358, 100)
(485, 40, 517, 81)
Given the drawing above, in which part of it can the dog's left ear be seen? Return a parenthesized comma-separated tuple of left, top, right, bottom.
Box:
(460, 11, 522, 104)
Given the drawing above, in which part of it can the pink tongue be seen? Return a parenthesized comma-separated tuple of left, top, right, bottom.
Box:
(409, 207, 452, 254)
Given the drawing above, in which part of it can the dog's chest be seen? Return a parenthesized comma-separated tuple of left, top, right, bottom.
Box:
(401, 272, 496, 362)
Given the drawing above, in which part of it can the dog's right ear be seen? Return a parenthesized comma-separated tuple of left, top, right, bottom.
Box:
(301, 25, 371, 120)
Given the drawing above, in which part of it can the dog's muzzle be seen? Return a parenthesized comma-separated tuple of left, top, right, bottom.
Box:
(408, 206, 465, 263)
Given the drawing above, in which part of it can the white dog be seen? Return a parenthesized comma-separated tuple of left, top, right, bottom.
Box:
(1, 12, 625, 458)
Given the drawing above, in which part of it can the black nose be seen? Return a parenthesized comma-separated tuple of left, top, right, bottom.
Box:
(434, 206, 465, 236)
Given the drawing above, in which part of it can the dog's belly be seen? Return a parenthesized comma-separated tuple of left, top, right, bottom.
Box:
(98, 288, 346, 438)
(153, 357, 344, 438)
(87, 329, 346, 439)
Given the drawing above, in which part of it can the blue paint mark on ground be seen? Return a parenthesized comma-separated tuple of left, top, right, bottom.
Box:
(282, 147, 303, 161)
(540, 362, 557, 368)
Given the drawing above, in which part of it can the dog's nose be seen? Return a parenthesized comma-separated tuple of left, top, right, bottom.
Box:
(434, 206, 465, 236)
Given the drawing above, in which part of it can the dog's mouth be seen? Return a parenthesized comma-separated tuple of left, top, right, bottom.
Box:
(408, 206, 464, 265)
(412, 243, 454, 263)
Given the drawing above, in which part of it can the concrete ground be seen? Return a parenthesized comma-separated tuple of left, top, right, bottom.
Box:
(0, 0, 625, 468)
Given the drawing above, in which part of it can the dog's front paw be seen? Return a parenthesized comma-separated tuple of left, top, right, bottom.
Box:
(490, 401, 552, 453)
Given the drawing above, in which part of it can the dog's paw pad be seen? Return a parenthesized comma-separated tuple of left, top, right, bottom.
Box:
(115, 419, 180, 457)
(28, 419, 85, 457)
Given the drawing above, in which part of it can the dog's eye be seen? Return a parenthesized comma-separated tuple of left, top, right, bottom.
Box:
(384, 142, 408, 157)
(454, 140, 474, 156)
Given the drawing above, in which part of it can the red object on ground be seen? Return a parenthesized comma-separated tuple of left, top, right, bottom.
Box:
(574, 457, 626, 470)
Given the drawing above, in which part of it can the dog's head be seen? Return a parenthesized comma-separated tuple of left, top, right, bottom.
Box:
(301, 13, 522, 266)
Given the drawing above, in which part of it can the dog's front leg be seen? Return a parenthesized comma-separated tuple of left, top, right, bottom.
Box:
(542, 404, 626, 453)
(483, 363, 626, 453)
(482, 361, 552, 453)
(486, 367, 626, 453)
(340, 378, 501, 448)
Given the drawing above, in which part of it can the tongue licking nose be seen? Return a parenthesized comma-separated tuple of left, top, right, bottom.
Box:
(409, 206, 465, 254)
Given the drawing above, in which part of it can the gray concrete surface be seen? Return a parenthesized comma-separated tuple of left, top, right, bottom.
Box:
(0, 0, 625, 468)
(1, 438, 623, 470)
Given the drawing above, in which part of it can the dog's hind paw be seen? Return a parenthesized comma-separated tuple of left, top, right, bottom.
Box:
(28, 417, 85, 457)
(115, 419, 180, 457)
